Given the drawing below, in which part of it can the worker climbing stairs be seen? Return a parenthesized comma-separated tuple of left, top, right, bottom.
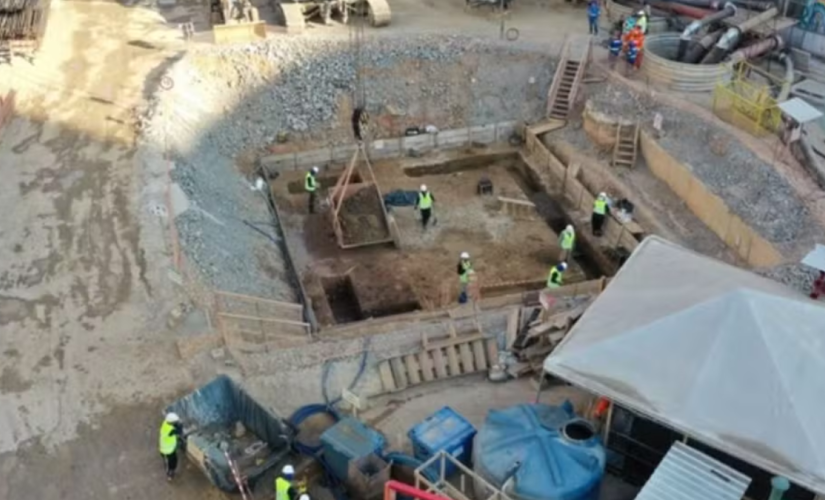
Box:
(546, 36, 591, 120)
(612, 122, 640, 168)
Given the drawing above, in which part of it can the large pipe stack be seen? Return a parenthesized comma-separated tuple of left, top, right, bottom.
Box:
(701, 6, 778, 63)
(727, 34, 783, 63)
(678, 3, 737, 60)
(683, 29, 727, 63)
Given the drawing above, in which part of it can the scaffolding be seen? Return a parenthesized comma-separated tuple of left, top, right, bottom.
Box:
(712, 62, 783, 137)
(414, 450, 514, 500)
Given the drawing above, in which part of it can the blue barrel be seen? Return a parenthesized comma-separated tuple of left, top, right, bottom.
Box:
(409, 406, 477, 477)
(474, 403, 605, 500)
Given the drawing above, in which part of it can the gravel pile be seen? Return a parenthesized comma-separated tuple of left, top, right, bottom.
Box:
(142, 34, 556, 300)
(756, 263, 819, 293)
(587, 82, 819, 252)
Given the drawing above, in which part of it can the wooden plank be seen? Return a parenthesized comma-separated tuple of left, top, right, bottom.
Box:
(418, 351, 435, 382)
(505, 307, 519, 349)
(378, 361, 397, 392)
(498, 196, 536, 207)
(458, 343, 475, 373)
(431, 348, 449, 379)
(471, 340, 487, 371)
(485, 338, 500, 366)
(404, 354, 421, 385)
(390, 357, 408, 389)
(422, 333, 485, 352)
(217, 312, 309, 329)
(445, 345, 461, 376)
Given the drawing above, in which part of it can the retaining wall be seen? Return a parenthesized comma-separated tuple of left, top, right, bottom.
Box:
(581, 106, 783, 266)
(643, 33, 733, 93)
(260, 121, 519, 174)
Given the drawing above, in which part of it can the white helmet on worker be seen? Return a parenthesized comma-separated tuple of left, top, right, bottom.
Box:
(299, 495, 310, 500)
(558, 261, 568, 271)
(420, 184, 428, 192)
(636, 9, 644, 16)
(165, 412, 180, 423)
(460, 251, 470, 260)
(565, 224, 574, 232)
(598, 192, 606, 199)
(311, 166, 319, 174)
(282, 464, 295, 477)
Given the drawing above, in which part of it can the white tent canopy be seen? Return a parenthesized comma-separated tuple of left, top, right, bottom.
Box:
(544, 236, 825, 495)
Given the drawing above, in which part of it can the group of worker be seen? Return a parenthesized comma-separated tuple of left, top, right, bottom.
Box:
(607, 9, 649, 71)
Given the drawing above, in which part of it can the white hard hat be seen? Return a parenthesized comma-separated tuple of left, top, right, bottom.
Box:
(165, 412, 180, 423)
(598, 192, 606, 199)
(565, 224, 574, 232)
(559, 261, 568, 271)
(299, 495, 310, 500)
(460, 252, 470, 259)
(311, 166, 319, 174)
(283, 464, 295, 476)
(420, 184, 428, 192)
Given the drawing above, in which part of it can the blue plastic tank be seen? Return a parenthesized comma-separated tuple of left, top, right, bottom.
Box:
(473, 403, 605, 500)
(408, 406, 477, 476)
(320, 417, 386, 482)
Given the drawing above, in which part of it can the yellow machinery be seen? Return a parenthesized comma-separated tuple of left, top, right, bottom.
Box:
(712, 62, 782, 137)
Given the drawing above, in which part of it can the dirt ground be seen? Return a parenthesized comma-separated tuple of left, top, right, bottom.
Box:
(272, 151, 588, 325)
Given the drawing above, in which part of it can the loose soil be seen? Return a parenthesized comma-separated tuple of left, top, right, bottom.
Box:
(339, 185, 391, 246)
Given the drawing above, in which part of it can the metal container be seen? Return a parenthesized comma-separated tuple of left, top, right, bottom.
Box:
(409, 406, 477, 477)
(320, 417, 386, 482)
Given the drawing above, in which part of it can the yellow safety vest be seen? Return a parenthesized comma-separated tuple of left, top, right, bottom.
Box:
(275, 477, 292, 500)
(418, 192, 433, 210)
(547, 267, 563, 288)
(593, 199, 607, 216)
(459, 260, 473, 284)
(305, 173, 317, 193)
(158, 421, 177, 455)
(560, 229, 575, 250)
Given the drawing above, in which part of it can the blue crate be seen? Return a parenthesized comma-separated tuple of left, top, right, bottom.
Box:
(408, 406, 476, 477)
(320, 418, 386, 482)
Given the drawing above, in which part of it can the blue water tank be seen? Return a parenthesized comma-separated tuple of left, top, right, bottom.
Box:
(474, 403, 605, 500)
(320, 418, 386, 482)
(408, 406, 477, 477)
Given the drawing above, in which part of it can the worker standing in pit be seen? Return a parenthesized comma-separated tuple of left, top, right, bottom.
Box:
(558, 225, 576, 261)
(159, 412, 184, 481)
(276, 465, 298, 500)
(457, 252, 474, 304)
(608, 32, 622, 70)
(547, 262, 568, 289)
(414, 184, 435, 230)
(305, 167, 319, 214)
(592, 192, 610, 237)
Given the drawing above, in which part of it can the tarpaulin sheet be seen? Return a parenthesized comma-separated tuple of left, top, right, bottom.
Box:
(544, 236, 825, 496)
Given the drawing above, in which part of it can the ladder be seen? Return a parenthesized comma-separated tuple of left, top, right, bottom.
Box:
(612, 122, 640, 168)
(546, 37, 591, 120)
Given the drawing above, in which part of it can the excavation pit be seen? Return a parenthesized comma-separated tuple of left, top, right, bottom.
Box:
(271, 148, 603, 327)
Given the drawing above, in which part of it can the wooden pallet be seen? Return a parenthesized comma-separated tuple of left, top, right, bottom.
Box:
(612, 123, 639, 168)
(377, 327, 499, 392)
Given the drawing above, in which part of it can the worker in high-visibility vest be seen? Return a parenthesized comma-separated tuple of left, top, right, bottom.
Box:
(305, 166, 319, 214)
(591, 192, 610, 237)
(457, 252, 474, 304)
(558, 224, 576, 261)
(414, 184, 435, 229)
(547, 261, 568, 289)
(275, 464, 297, 500)
(159, 412, 184, 481)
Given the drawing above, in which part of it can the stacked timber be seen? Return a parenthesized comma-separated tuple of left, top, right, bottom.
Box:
(0, 0, 50, 53)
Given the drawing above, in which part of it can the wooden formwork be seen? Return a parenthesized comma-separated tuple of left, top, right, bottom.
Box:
(214, 290, 311, 350)
(329, 144, 397, 249)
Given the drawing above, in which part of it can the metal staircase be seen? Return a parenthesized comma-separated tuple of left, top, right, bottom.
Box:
(546, 37, 591, 120)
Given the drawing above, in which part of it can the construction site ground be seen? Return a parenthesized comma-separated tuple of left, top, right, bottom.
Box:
(272, 150, 588, 326)
(2, 0, 825, 497)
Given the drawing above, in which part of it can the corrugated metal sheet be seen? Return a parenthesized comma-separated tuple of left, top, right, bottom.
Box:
(636, 442, 751, 500)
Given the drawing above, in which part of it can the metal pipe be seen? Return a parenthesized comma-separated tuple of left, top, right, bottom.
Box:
(649, 0, 713, 18)
(732, 0, 775, 11)
(777, 51, 794, 102)
(683, 28, 726, 62)
(727, 34, 783, 63)
(669, 0, 725, 8)
(678, 3, 736, 60)
(799, 135, 825, 188)
(702, 6, 778, 63)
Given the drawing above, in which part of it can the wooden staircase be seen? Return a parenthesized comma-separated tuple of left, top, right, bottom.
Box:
(612, 122, 640, 168)
(547, 37, 591, 120)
